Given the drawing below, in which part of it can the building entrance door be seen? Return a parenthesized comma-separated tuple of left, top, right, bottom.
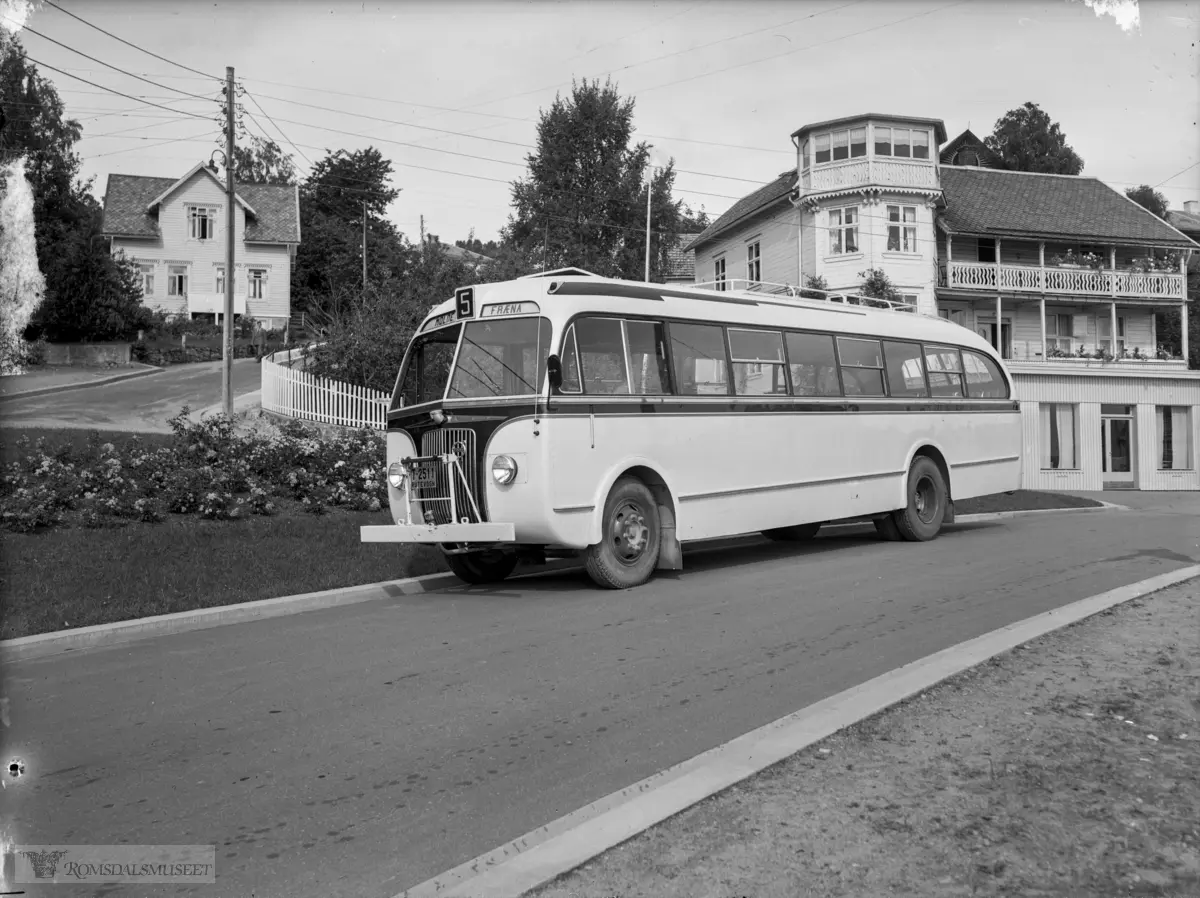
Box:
(1101, 405, 1136, 488)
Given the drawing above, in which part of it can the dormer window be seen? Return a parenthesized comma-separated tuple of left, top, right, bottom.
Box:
(813, 128, 867, 165)
(188, 205, 217, 240)
(875, 128, 930, 160)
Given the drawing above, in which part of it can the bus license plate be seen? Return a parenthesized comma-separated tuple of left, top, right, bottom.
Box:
(410, 463, 439, 488)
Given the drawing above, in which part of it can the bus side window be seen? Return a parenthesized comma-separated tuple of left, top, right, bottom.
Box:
(728, 329, 787, 396)
(924, 345, 964, 397)
(625, 320, 670, 395)
(785, 331, 841, 397)
(836, 337, 886, 397)
(669, 323, 729, 395)
(882, 341, 929, 398)
(575, 317, 630, 395)
(961, 350, 1009, 398)
(560, 324, 582, 393)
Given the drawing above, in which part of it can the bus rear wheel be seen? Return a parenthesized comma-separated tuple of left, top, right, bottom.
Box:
(584, 476, 661, 590)
(444, 548, 519, 585)
(763, 522, 822, 541)
(892, 456, 947, 542)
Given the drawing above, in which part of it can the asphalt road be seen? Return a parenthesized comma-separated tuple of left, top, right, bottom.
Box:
(0, 359, 262, 433)
(5, 500, 1199, 897)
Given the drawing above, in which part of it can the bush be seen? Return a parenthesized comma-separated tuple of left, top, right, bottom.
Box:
(25, 242, 154, 343)
(0, 412, 387, 533)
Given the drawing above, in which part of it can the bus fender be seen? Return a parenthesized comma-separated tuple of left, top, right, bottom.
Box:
(588, 458, 682, 570)
(898, 439, 953, 513)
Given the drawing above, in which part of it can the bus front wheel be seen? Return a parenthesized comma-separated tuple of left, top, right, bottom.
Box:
(584, 476, 661, 590)
(892, 456, 947, 542)
(444, 548, 519, 585)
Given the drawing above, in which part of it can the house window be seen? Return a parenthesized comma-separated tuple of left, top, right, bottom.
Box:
(1097, 316, 1126, 355)
(849, 127, 866, 157)
(713, 257, 726, 291)
(912, 130, 929, 159)
(899, 293, 918, 311)
(814, 133, 830, 164)
(746, 242, 761, 283)
(167, 265, 188, 297)
(1044, 312, 1074, 352)
(829, 206, 859, 254)
(214, 265, 225, 295)
(1156, 407, 1193, 470)
(886, 205, 918, 253)
(800, 139, 810, 170)
(832, 130, 848, 161)
(187, 205, 217, 240)
(248, 268, 267, 300)
(874, 128, 929, 159)
(1040, 403, 1078, 470)
(977, 238, 997, 263)
(139, 264, 154, 297)
(813, 129, 867, 165)
(939, 308, 969, 328)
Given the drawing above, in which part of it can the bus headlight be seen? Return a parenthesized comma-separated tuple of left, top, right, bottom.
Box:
(387, 462, 406, 489)
(491, 455, 518, 485)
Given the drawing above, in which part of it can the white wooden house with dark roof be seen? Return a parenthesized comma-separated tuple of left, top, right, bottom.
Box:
(685, 113, 1200, 491)
(101, 162, 301, 331)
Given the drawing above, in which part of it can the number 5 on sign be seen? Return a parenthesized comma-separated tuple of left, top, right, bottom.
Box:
(455, 287, 475, 319)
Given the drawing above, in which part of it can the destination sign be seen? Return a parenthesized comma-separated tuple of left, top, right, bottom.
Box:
(481, 301, 541, 317)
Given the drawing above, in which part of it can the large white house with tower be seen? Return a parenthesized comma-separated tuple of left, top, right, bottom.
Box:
(685, 112, 1200, 491)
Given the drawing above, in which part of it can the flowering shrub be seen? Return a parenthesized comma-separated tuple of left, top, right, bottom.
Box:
(0, 411, 389, 532)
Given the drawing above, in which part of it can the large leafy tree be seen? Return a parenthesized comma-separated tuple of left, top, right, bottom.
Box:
(1125, 184, 1168, 219)
(985, 102, 1084, 175)
(231, 134, 297, 185)
(1, 35, 146, 341)
(504, 78, 689, 281)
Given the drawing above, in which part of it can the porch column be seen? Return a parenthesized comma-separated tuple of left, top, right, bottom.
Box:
(946, 234, 953, 287)
(1110, 302, 1118, 357)
(996, 294, 1003, 357)
(1040, 296, 1047, 359)
(1184, 301, 1190, 364)
(1039, 241, 1045, 292)
(1110, 247, 1117, 297)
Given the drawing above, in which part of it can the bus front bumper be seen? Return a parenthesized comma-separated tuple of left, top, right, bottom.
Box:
(361, 522, 516, 544)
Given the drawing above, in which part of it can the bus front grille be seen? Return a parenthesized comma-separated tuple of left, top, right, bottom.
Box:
(417, 428, 484, 525)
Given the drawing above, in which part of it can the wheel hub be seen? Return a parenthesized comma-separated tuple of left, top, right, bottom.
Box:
(611, 502, 650, 565)
(915, 475, 938, 524)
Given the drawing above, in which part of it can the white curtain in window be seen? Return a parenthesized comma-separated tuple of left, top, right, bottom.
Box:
(1039, 403, 1052, 468)
(1040, 403, 1076, 469)
(1058, 405, 1076, 469)
(1156, 407, 1190, 470)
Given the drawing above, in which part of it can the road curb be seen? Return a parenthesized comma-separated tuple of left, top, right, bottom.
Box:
(0, 365, 163, 399)
(0, 506, 1123, 663)
(193, 389, 263, 421)
(397, 563, 1200, 898)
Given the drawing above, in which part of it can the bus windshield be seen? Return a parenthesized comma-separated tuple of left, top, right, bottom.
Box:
(394, 317, 552, 408)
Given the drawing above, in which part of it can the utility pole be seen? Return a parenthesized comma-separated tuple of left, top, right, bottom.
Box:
(419, 214, 425, 257)
(644, 164, 653, 282)
(362, 199, 367, 290)
(222, 65, 236, 419)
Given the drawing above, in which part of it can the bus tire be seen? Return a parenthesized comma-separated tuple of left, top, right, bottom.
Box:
(584, 476, 661, 590)
(445, 548, 519, 585)
(874, 515, 903, 541)
(762, 522, 822, 541)
(893, 456, 947, 542)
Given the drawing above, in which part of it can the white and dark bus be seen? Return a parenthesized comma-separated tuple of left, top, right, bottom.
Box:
(361, 269, 1022, 589)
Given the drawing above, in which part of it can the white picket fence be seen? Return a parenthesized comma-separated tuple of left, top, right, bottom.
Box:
(260, 347, 389, 430)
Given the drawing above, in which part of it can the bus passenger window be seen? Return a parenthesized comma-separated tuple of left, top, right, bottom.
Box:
(560, 324, 582, 393)
(669, 323, 729, 395)
(924, 345, 964, 397)
(728, 329, 787, 396)
(625, 320, 670, 394)
(836, 337, 885, 397)
(883, 341, 928, 397)
(961, 350, 1008, 398)
(575, 317, 630, 394)
(785, 332, 841, 397)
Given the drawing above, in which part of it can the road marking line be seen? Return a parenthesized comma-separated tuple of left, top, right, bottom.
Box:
(397, 564, 1200, 898)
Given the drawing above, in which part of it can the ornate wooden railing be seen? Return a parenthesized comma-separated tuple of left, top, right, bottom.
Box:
(946, 261, 1185, 299)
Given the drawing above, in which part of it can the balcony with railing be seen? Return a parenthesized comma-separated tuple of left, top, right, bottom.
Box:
(941, 260, 1186, 300)
(1001, 338, 1188, 373)
(799, 158, 940, 196)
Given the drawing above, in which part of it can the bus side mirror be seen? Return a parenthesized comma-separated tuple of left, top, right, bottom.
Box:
(546, 354, 563, 391)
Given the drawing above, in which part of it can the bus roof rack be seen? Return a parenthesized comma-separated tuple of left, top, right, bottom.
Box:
(520, 267, 599, 279)
(691, 278, 919, 313)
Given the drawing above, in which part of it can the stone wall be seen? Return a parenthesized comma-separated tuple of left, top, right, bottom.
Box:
(44, 343, 132, 366)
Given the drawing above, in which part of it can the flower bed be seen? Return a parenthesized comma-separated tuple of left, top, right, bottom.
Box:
(0, 411, 387, 534)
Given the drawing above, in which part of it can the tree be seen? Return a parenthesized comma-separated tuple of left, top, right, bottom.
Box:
(231, 134, 297, 185)
(504, 78, 690, 282)
(858, 267, 902, 306)
(1125, 184, 1169, 220)
(984, 102, 1084, 175)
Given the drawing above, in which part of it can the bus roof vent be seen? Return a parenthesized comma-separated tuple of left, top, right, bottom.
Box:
(520, 267, 599, 279)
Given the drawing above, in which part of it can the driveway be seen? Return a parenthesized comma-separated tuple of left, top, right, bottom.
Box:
(0, 359, 262, 433)
(6, 497, 1199, 897)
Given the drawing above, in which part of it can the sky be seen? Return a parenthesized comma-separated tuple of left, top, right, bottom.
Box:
(2, 0, 1198, 246)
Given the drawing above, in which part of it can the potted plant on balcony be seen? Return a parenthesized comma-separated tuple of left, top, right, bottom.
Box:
(1129, 251, 1182, 273)
(1051, 249, 1106, 270)
(1130, 346, 1148, 362)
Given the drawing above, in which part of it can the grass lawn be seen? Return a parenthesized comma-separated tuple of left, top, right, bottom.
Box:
(0, 508, 447, 640)
(955, 489, 1102, 514)
(534, 579, 1200, 898)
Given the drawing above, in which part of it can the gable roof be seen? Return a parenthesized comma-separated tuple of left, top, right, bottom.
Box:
(938, 167, 1195, 248)
(1167, 208, 1200, 238)
(939, 128, 1003, 168)
(101, 167, 301, 244)
(689, 171, 796, 250)
(146, 162, 255, 214)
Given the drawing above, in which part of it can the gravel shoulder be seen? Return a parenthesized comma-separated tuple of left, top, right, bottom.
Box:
(533, 578, 1200, 898)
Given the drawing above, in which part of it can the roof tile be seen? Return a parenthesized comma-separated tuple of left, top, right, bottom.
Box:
(690, 171, 796, 249)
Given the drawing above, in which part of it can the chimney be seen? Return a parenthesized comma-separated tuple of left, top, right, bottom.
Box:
(1185, 200, 1200, 216)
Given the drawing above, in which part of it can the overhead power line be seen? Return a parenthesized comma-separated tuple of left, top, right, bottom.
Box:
(42, 0, 221, 82)
(242, 88, 314, 168)
(23, 55, 217, 120)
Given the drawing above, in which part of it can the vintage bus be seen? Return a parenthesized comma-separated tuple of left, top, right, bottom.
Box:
(361, 269, 1022, 589)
